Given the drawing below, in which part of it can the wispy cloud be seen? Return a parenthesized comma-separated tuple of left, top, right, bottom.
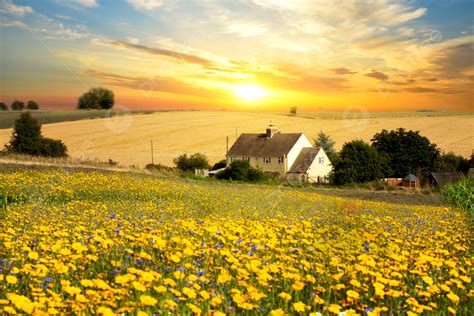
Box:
(330, 68, 357, 75)
(126, 0, 164, 11)
(0, 0, 33, 16)
(365, 70, 389, 81)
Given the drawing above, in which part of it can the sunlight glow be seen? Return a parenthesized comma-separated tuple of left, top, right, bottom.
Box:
(232, 84, 268, 102)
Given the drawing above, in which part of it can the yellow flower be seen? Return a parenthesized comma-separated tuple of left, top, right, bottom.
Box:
(293, 302, 307, 313)
(270, 308, 287, 316)
(292, 281, 305, 291)
(187, 303, 202, 315)
(328, 304, 341, 314)
(278, 292, 292, 301)
(199, 290, 210, 300)
(6, 275, 17, 284)
(422, 276, 433, 286)
(132, 281, 147, 292)
(182, 287, 197, 299)
(28, 251, 39, 260)
(140, 295, 157, 306)
(154, 285, 167, 293)
(347, 289, 360, 299)
(447, 293, 459, 303)
(97, 306, 115, 316)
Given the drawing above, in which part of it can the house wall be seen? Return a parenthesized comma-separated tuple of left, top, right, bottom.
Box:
(306, 148, 332, 183)
(286, 134, 313, 170)
(226, 156, 287, 175)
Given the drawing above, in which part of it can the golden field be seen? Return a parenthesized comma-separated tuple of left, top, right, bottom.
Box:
(0, 111, 472, 167)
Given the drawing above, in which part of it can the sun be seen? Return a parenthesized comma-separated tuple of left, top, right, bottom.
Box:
(232, 84, 268, 102)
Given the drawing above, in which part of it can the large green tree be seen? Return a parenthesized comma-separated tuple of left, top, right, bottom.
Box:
(331, 140, 385, 185)
(371, 128, 439, 178)
(435, 152, 470, 174)
(174, 153, 210, 172)
(78, 87, 115, 109)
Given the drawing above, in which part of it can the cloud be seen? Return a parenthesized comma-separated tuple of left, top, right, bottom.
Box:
(365, 70, 389, 81)
(70, 0, 98, 7)
(0, 18, 26, 28)
(0, 0, 33, 16)
(434, 42, 474, 78)
(126, 0, 164, 10)
(387, 7, 426, 25)
(330, 67, 356, 75)
(108, 40, 215, 67)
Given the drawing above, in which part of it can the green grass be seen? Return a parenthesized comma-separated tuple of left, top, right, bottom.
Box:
(0, 110, 165, 129)
(441, 176, 474, 216)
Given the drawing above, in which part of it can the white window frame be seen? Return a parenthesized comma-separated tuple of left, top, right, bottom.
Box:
(263, 156, 271, 164)
(230, 156, 236, 162)
(277, 156, 284, 164)
(243, 156, 250, 162)
(319, 156, 324, 164)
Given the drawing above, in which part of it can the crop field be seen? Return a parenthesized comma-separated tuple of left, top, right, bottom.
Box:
(0, 111, 472, 167)
(0, 168, 471, 315)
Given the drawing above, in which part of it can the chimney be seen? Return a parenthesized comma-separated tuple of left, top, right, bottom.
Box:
(266, 124, 278, 138)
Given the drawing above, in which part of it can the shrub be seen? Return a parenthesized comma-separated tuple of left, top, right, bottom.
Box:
(174, 153, 210, 172)
(6, 112, 68, 157)
(146, 163, 164, 172)
(0, 102, 8, 111)
(441, 176, 473, 216)
(217, 160, 266, 182)
(290, 106, 297, 115)
(39, 138, 68, 157)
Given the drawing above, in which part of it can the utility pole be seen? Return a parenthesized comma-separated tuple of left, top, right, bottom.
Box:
(226, 136, 229, 155)
(235, 127, 238, 141)
(151, 140, 154, 165)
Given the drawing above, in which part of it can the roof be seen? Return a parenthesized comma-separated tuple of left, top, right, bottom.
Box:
(288, 147, 320, 173)
(227, 132, 303, 157)
(404, 173, 419, 181)
(430, 172, 464, 186)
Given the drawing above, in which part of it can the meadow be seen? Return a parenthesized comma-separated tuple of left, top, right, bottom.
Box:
(0, 167, 471, 315)
(1, 111, 471, 168)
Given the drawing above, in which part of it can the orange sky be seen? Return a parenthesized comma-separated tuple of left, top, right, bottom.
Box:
(0, 0, 473, 111)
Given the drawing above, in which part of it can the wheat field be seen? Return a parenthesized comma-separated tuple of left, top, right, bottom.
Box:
(0, 111, 472, 167)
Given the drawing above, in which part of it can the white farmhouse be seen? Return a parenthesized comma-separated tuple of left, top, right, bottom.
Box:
(226, 125, 332, 182)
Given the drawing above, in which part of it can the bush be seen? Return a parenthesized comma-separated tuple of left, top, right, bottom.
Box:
(11, 100, 25, 111)
(146, 163, 164, 172)
(6, 112, 67, 157)
(217, 160, 266, 182)
(0, 102, 8, 111)
(174, 153, 210, 172)
(39, 138, 68, 157)
(78, 87, 115, 109)
(441, 176, 473, 216)
(26, 100, 39, 110)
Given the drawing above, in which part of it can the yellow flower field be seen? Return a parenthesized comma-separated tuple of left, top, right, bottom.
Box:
(0, 169, 472, 315)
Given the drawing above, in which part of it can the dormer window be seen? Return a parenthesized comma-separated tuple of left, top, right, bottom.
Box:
(277, 156, 284, 164)
(264, 157, 271, 164)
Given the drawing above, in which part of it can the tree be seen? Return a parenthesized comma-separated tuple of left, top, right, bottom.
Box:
(6, 112, 68, 157)
(174, 153, 210, 172)
(6, 112, 42, 155)
(371, 128, 439, 178)
(216, 160, 266, 182)
(0, 102, 8, 111)
(26, 100, 39, 110)
(435, 152, 470, 174)
(313, 131, 336, 161)
(330, 140, 385, 185)
(78, 87, 115, 109)
(11, 100, 25, 111)
(290, 106, 298, 115)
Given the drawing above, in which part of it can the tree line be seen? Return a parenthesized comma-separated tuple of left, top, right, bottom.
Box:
(313, 129, 472, 185)
(0, 100, 40, 111)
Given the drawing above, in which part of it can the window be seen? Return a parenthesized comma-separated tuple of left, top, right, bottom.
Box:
(230, 156, 235, 162)
(277, 156, 284, 164)
(243, 156, 250, 162)
(319, 156, 324, 164)
(263, 157, 271, 164)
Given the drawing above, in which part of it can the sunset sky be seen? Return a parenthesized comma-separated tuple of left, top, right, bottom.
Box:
(0, 0, 473, 111)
